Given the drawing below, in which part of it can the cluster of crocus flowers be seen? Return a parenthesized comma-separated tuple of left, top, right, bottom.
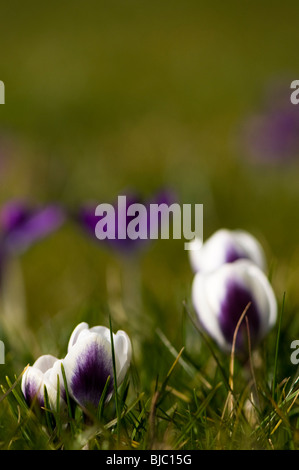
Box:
(0, 189, 175, 279)
(189, 229, 277, 354)
(21, 322, 132, 414)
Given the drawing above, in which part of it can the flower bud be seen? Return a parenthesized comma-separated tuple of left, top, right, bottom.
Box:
(21, 354, 65, 410)
(192, 260, 277, 353)
(62, 322, 132, 410)
(189, 229, 266, 274)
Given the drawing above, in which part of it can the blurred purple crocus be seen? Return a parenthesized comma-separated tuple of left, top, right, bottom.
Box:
(77, 189, 176, 255)
(0, 200, 65, 286)
(241, 82, 299, 164)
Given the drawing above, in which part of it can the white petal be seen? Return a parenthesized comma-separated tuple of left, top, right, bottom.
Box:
(235, 260, 277, 336)
(33, 354, 59, 373)
(89, 325, 111, 342)
(43, 377, 63, 410)
(21, 366, 45, 405)
(232, 230, 266, 271)
(114, 330, 132, 384)
(44, 359, 64, 392)
(192, 271, 228, 349)
(67, 322, 89, 351)
(63, 332, 120, 409)
(189, 229, 266, 273)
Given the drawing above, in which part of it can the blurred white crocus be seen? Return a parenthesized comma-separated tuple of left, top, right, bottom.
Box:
(21, 354, 65, 410)
(192, 260, 277, 353)
(189, 229, 266, 274)
(62, 322, 132, 410)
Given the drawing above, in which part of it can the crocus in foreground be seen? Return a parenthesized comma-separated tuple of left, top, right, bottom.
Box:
(192, 260, 277, 353)
(21, 354, 66, 410)
(189, 229, 266, 274)
(62, 322, 132, 410)
(77, 189, 176, 255)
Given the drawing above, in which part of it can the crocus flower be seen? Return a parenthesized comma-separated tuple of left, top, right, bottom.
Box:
(0, 200, 65, 287)
(241, 81, 299, 164)
(189, 229, 266, 274)
(21, 354, 66, 410)
(192, 260, 277, 353)
(61, 322, 132, 410)
(0, 200, 65, 254)
(243, 107, 299, 163)
(77, 189, 176, 254)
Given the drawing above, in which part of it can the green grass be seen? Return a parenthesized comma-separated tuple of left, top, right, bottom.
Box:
(0, 287, 299, 450)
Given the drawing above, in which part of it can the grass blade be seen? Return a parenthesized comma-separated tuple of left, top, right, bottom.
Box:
(97, 375, 111, 421)
(272, 292, 286, 401)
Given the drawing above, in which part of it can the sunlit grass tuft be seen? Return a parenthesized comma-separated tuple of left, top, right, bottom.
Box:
(1, 289, 299, 450)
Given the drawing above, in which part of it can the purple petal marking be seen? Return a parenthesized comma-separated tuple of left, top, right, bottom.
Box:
(224, 244, 250, 264)
(219, 279, 260, 350)
(23, 379, 43, 407)
(69, 341, 114, 408)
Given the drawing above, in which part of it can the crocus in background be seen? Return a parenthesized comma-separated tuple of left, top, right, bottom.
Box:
(21, 354, 66, 411)
(0, 200, 65, 287)
(189, 229, 266, 274)
(241, 81, 299, 164)
(192, 259, 277, 354)
(0, 200, 65, 253)
(77, 189, 176, 255)
(61, 322, 132, 410)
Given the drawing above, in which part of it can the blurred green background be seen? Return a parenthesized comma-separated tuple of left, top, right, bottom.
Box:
(0, 0, 299, 379)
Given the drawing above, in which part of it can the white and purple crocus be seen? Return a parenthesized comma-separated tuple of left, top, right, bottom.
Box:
(21, 354, 65, 410)
(190, 229, 277, 353)
(189, 229, 266, 274)
(21, 323, 132, 412)
(62, 322, 132, 410)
